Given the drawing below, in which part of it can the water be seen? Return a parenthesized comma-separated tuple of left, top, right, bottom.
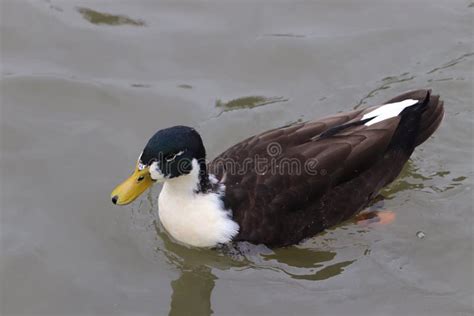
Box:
(1, 0, 473, 315)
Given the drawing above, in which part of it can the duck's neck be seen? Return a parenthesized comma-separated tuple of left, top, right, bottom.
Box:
(163, 159, 210, 195)
(158, 159, 239, 247)
(196, 158, 212, 193)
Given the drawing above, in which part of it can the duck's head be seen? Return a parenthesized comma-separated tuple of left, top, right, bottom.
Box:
(110, 126, 206, 205)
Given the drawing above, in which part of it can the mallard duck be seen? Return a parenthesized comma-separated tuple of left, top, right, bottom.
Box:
(111, 89, 444, 248)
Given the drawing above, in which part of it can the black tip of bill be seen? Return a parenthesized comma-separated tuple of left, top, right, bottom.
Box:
(111, 195, 118, 205)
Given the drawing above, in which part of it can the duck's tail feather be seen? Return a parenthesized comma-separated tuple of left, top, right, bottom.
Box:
(414, 92, 444, 146)
(384, 89, 444, 147)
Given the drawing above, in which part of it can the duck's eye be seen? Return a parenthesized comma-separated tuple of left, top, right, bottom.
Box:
(137, 175, 145, 182)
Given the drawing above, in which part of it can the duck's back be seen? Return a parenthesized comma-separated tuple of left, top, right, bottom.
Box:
(209, 89, 444, 246)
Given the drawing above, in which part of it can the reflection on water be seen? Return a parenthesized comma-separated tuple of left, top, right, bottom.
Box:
(215, 96, 288, 112)
(427, 77, 456, 82)
(262, 247, 336, 269)
(77, 7, 146, 26)
(263, 33, 306, 38)
(381, 159, 465, 198)
(381, 161, 426, 199)
(261, 247, 355, 281)
(426, 52, 474, 74)
(169, 267, 216, 316)
(152, 219, 359, 315)
(177, 84, 193, 89)
(285, 260, 355, 281)
(131, 83, 152, 88)
(354, 72, 415, 109)
(153, 220, 243, 316)
(354, 52, 474, 110)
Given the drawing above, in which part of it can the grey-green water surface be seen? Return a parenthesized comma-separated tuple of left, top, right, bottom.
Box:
(1, 1, 473, 315)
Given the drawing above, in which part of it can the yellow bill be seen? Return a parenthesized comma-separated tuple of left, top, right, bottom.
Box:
(111, 163, 154, 205)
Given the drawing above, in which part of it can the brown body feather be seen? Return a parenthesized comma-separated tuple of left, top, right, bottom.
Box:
(209, 89, 444, 246)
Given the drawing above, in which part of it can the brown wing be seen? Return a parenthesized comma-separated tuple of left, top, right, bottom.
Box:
(208, 90, 441, 245)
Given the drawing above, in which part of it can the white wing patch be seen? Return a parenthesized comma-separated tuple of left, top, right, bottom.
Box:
(362, 99, 419, 126)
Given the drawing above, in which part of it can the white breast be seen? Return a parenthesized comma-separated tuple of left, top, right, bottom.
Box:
(157, 160, 239, 247)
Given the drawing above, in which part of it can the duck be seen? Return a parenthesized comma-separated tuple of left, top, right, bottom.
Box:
(111, 89, 444, 248)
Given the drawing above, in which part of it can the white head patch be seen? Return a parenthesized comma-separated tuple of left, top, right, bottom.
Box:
(362, 99, 419, 126)
(149, 161, 165, 181)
